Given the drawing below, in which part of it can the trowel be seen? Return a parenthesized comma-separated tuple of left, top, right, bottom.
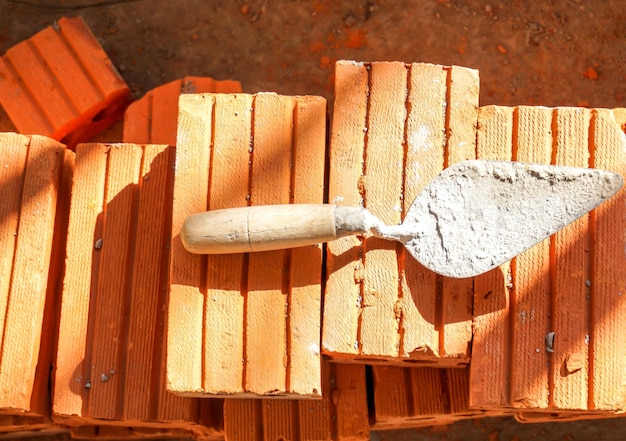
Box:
(181, 160, 623, 278)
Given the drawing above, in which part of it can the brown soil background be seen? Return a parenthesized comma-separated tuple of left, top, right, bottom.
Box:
(1, 0, 626, 440)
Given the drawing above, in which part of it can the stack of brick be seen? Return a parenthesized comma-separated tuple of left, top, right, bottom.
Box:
(164, 61, 513, 435)
(48, 77, 245, 439)
(2, 12, 626, 436)
(319, 61, 626, 428)
(318, 60, 514, 430)
(0, 17, 244, 438)
(0, 133, 71, 434)
(0, 17, 130, 149)
(469, 106, 626, 421)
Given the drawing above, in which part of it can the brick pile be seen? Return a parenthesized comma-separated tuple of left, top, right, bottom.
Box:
(0, 15, 624, 440)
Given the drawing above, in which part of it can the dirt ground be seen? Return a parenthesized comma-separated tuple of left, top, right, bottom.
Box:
(3, 0, 625, 107)
(1, 0, 626, 440)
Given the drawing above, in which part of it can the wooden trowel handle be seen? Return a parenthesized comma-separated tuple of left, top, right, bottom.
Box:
(181, 204, 373, 254)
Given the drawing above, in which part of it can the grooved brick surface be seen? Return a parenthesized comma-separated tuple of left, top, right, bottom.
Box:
(323, 60, 479, 366)
(167, 92, 327, 397)
(0, 132, 67, 416)
(470, 106, 626, 415)
(53, 142, 222, 438)
(0, 17, 130, 148)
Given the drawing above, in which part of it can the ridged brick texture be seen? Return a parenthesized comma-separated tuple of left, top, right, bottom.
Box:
(167, 92, 326, 397)
(323, 60, 479, 366)
(0, 133, 68, 418)
(0, 17, 130, 148)
(223, 363, 369, 441)
(371, 366, 507, 430)
(53, 142, 223, 439)
(470, 106, 626, 416)
(123, 76, 242, 145)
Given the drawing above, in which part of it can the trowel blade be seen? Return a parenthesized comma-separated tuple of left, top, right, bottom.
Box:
(402, 160, 623, 278)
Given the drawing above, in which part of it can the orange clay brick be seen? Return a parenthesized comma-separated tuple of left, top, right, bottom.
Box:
(64, 419, 220, 440)
(371, 366, 507, 430)
(514, 410, 623, 424)
(0, 414, 65, 437)
(123, 76, 242, 145)
(53, 142, 222, 439)
(0, 17, 130, 149)
(68, 425, 184, 440)
(167, 92, 326, 398)
(513, 108, 626, 422)
(469, 106, 626, 415)
(223, 363, 369, 441)
(0, 133, 67, 416)
(323, 60, 478, 366)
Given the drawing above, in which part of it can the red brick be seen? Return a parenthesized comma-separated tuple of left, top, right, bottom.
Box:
(53, 142, 222, 438)
(0, 17, 130, 148)
(323, 60, 479, 365)
(0, 133, 67, 416)
(0, 414, 63, 437)
(167, 92, 327, 397)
